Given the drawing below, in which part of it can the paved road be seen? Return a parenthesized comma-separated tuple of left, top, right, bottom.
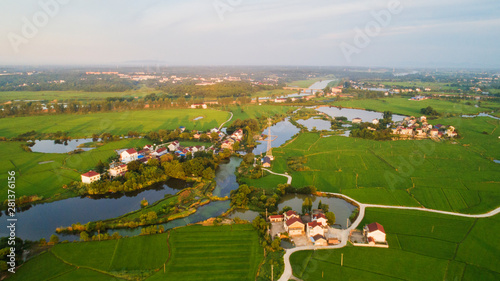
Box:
(277, 191, 500, 281)
(218, 112, 233, 130)
(262, 168, 292, 185)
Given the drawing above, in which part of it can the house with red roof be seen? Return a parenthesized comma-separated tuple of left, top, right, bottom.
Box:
(81, 171, 100, 184)
(311, 234, 327, 246)
(306, 221, 325, 237)
(364, 222, 386, 243)
(284, 210, 299, 221)
(109, 164, 127, 177)
(268, 215, 284, 222)
(120, 148, 138, 163)
(312, 213, 328, 226)
(285, 217, 304, 236)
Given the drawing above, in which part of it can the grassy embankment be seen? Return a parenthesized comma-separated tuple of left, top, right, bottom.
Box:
(290, 209, 500, 281)
(10, 224, 263, 281)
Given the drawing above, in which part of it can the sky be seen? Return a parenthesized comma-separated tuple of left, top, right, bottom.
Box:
(0, 0, 499, 68)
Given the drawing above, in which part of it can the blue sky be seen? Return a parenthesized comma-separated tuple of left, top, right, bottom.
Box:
(0, 0, 499, 67)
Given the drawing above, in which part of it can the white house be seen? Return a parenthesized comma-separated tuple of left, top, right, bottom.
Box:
(143, 144, 153, 151)
(168, 141, 180, 152)
(285, 217, 304, 236)
(268, 215, 284, 222)
(372, 119, 379, 125)
(306, 221, 325, 238)
(365, 222, 386, 243)
(352, 117, 362, 124)
(190, 103, 207, 109)
(313, 213, 328, 226)
(284, 210, 299, 221)
(120, 149, 138, 163)
(81, 171, 100, 184)
(109, 164, 127, 177)
(231, 129, 244, 141)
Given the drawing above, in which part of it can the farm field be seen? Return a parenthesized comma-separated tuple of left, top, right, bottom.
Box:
(255, 114, 500, 213)
(334, 97, 487, 117)
(147, 224, 263, 281)
(0, 89, 155, 103)
(366, 80, 459, 91)
(0, 138, 151, 201)
(252, 89, 297, 97)
(9, 233, 169, 281)
(287, 76, 336, 88)
(290, 209, 500, 281)
(0, 108, 230, 138)
(228, 104, 294, 125)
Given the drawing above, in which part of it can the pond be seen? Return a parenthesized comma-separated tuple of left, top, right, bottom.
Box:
(227, 209, 260, 222)
(193, 116, 204, 121)
(0, 178, 189, 241)
(296, 118, 333, 131)
(277, 194, 357, 229)
(252, 118, 300, 155)
(0, 157, 242, 241)
(316, 106, 406, 123)
(30, 138, 95, 153)
(462, 113, 500, 120)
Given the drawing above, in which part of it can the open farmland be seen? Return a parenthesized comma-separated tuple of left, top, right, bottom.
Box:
(228, 104, 294, 125)
(256, 114, 500, 214)
(0, 89, 155, 103)
(334, 97, 487, 117)
(0, 138, 151, 201)
(0, 108, 229, 138)
(290, 209, 500, 281)
(147, 224, 263, 281)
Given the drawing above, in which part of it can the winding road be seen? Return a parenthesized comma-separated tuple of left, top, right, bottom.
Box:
(262, 168, 292, 185)
(218, 112, 234, 131)
(277, 190, 500, 281)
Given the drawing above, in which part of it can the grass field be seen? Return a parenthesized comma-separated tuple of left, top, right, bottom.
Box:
(228, 104, 294, 124)
(0, 138, 151, 201)
(147, 224, 263, 281)
(334, 97, 487, 117)
(252, 89, 297, 97)
(0, 109, 230, 138)
(290, 209, 500, 281)
(366, 81, 459, 91)
(11, 224, 264, 280)
(253, 114, 500, 214)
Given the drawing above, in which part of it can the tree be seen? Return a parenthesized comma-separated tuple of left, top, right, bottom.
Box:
(80, 231, 90, 242)
(271, 238, 282, 251)
(301, 198, 312, 214)
(383, 111, 393, 120)
(202, 167, 215, 180)
(325, 212, 336, 226)
(95, 160, 105, 173)
(281, 206, 292, 213)
(127, 160, 141, 172)
(49, 234, 59, 244)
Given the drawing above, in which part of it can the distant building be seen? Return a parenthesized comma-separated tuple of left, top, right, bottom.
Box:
(262, 156, 271, 168)
(352, 118, 362, 124)
(268, 215, 284, 222)
(81, 171, 100, 184)
(372, 119, 379, 125)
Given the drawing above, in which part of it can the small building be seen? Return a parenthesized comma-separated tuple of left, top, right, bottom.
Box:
(168, 141, 180, 152)
(306, 221, 325, 238)
(143, 144, 153, 151)
(190, 103, 207, 109)
(81, 171, 100, 184)
(372, 119, 379, 125)
(420, 116, 427, 122)
(312, 213, 328, 226)
(109, 164, 127, 177)
(269, 215, 284, 222)
(120, 148, 138, 163)
(285, 217, 305, 236)
(430, 129, 439, 137)
(221, 139, 234, 150)
(311, 234, 327, 246)
(365, 222, 386, 243)
(352, 117, 362, 124)
(284, 210, 299, 221)
(179, 126, 186, 132)
(262, 156, 271, 168)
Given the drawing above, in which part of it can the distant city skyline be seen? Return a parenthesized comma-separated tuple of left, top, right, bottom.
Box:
(1, 0, 499, 68)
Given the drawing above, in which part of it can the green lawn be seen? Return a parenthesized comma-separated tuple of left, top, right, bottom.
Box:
(0, 109, 230, 138)
(228, 104, 294, 124)
(252, 89, 297, 97)
(0, 138, 151, 201)
(290, 209, 500, 281)
(147, 224, 264, 281)
(250, 114, 500, 214)
(334, 97, 486, 117)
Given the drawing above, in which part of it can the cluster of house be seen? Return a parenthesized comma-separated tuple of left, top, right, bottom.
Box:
(391, 116, 458, 138)
(220, 129, 244, 150)
(269, 210, 337, 246)
(81, 141, 214, 184)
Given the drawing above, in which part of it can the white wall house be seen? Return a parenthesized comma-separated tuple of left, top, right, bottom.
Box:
(120, 149, 138, 163)
(365, 222, 386, 243)
(306, 221, 325, 238)
(109, 164, 127, 177)
(81, 171, 100, 184)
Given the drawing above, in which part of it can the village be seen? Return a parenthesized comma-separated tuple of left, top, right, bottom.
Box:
(267, 209, 388, 248)
(81, 127, 245, 184)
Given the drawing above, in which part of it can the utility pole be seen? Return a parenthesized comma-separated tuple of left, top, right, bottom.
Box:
(341, 253, 344, 266)
(98, 230, 100, 241)
(271, 264, 274, 281)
